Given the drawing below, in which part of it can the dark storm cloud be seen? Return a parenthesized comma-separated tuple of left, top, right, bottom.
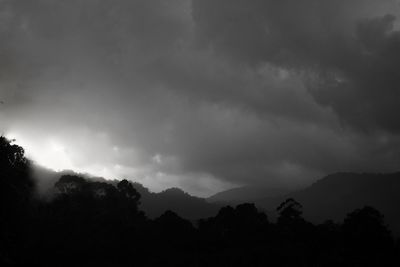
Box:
(1, 0, 400, 196)
(192, 0, 400, 132)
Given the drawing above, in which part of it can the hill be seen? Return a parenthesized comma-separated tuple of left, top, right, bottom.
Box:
(32, 166, 400, 233)
(137, 186, 221, 219)
(32, 165, 220, 220)
(255, 172, 400, 234)
(207, 185, 289, 205)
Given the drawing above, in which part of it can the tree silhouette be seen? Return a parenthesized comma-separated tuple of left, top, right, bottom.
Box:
(0, 136, 34, 265)
(276, 198, 303, 225)
(54, 174, 87, 194)
(0, 136, 33, 200)
(117, 179, 141, 204)
(343, 206, 394, 264)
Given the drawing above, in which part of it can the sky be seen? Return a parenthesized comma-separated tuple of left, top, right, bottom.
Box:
(1, 0, 400, 197)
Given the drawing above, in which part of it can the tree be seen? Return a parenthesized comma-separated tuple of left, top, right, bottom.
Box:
(342, 206, 394, 265)
(0, 136, 33, 211)
(54, 175, 87, 195)
(0, 136, 34, 264)
(343, 206, 392, 246)
(0, 136, 33, 196)
(117, 179, 141, 204)
(276, 198, 303, 225)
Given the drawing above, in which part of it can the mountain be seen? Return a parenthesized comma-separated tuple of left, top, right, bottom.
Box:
(32, 165, 221, 220)
(207, 185, 289, 205)
(32, 165, 117, 198)
(137, 186, 221, 219)
(33, 166, 400, 233)
(255, 172, 400, 234)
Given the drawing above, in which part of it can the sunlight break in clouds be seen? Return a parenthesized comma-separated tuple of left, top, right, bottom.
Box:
(6, 132, 74, 172)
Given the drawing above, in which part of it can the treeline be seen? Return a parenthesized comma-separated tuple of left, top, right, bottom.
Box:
(1, 136, 399, 266)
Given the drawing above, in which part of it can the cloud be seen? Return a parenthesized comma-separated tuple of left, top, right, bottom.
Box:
(1, 0, 400, 196)
(192, 0, 400, 132)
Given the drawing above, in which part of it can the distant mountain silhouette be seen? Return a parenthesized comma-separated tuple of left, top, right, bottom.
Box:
(207, 185, 290, 204)
(255, 172, 400, 234)
(32, 165, 117, 198)
(31, 165, 400, 233)
(129, 183, 221, 219)
(32, 165, 221, 220)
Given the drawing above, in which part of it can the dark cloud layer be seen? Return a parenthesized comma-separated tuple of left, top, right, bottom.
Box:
(1, 0, 400, 196)
(192, 0, 400, 132)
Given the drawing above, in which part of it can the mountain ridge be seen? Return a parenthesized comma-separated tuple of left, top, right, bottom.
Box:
(255, 172, 400, 234)
(32, 165, 221, 220)
(33, 165, 400, 233)
(207, 185, 290, 204)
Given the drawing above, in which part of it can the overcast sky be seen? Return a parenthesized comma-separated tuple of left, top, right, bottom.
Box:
(1, 0, 400, 196)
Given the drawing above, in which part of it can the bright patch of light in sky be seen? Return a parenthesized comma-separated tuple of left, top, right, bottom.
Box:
(4, 130, 235, 197)
(5, 131, 115, 177)
(6, 132, 74, 171)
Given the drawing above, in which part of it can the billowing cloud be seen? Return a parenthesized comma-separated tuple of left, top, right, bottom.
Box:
(1, 0, 400, 196)
(192, 0, 400, 132)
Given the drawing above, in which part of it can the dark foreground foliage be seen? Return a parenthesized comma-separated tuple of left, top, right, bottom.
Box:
(1, 136, 399, 266)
